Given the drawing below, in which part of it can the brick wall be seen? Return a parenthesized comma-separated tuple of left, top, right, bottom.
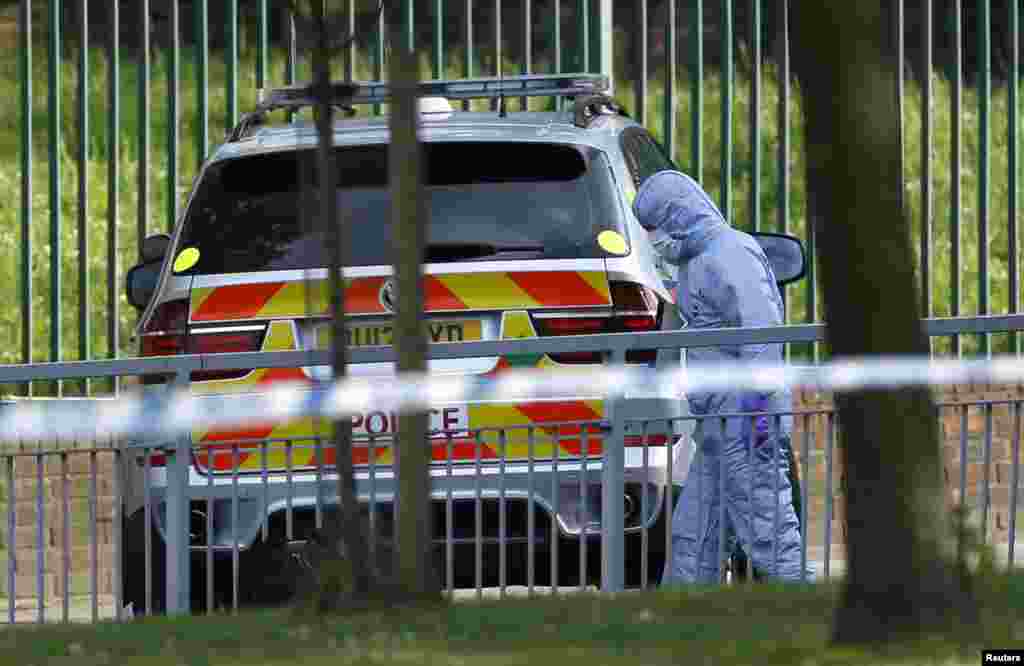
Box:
(791, 384, 1024, 566)
(0, 450, 117, 600)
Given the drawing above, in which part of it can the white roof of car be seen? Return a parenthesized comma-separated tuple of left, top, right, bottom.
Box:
(210, 110, 625, 162)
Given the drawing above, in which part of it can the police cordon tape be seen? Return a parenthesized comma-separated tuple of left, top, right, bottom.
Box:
(4, 355, 1024, 443)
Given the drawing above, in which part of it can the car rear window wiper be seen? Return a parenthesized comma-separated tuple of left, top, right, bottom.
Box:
(425, 242, 546, 262)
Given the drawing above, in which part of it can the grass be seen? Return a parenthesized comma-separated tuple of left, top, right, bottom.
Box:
(0, 33, 1021, 390)
(1, 576, 1022, 665)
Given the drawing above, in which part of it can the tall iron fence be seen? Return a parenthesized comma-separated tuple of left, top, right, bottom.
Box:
(0, 316, 1023, 622)
(5, 0, 1024, 397)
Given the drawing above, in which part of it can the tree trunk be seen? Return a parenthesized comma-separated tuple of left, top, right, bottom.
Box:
(789, 0, 978, 643)
(312, 0, 372, 607)
(389, 24, 437, 602)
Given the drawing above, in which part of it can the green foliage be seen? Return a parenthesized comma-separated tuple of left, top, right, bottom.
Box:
(0, 42, 1019, 389)
(1, 577, 1023, 664)
(950, 503, 1001, 591)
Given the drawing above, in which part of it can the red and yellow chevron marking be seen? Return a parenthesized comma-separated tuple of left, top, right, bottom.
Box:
(195, 400, 609, 473)
(191, 307, 615, 473)
(189, 271, 611, 322)
(194, 416, 333, 472)
(465, 400, 606, 458)
(192, 319, 315, 471)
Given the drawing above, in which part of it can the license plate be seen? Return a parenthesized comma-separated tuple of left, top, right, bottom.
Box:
(315, 319, 483, 348)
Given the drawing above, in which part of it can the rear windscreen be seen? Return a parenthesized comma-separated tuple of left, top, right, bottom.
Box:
(173, 142, 626, 275)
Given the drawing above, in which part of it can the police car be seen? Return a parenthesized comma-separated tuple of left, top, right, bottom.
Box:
(123, 74, 805, 611)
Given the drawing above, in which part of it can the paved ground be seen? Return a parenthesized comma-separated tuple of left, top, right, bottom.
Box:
(0, 594, 121, 624)
(1, 563, 847, 624)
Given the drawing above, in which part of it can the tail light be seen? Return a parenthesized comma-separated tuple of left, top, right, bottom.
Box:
(139, 298, 265, 383)
(136, 451, 168, 468)
(623, 433, 678, 447)
(532, 282, 662, 364)
(140, 299, 188, 384)
(532, 317, 607, 362)
(187, 329, 265, 381)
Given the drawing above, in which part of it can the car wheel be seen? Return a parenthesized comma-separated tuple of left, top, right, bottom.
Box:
(239, 537, 316, 608)
(121, 508, 166, 616)
(121, 507, 214, 615)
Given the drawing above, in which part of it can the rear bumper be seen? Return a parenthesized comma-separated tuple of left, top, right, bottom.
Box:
(122, 394, 695, 552)
(143, 456, 683, 549)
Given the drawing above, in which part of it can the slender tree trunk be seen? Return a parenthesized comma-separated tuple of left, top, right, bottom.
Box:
(389, 25, 437, 602)
(312, 0, 371, 606)
(790, 0, 978, 643)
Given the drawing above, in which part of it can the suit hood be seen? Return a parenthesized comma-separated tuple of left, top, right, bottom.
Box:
(633, 170, 728, 262)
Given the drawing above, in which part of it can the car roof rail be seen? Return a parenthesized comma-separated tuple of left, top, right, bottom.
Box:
(571, 93, 630, 128)
(227, 73, 612, 142)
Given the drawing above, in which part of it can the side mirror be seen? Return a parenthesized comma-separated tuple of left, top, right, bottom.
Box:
(140, 233, 171, 263)
(126, 260, 162, 310)
(751, 232, 806, 286)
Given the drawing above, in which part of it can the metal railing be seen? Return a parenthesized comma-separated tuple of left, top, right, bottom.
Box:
(9, 1, 1024, 391)
(1, 315, 1023, 621)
